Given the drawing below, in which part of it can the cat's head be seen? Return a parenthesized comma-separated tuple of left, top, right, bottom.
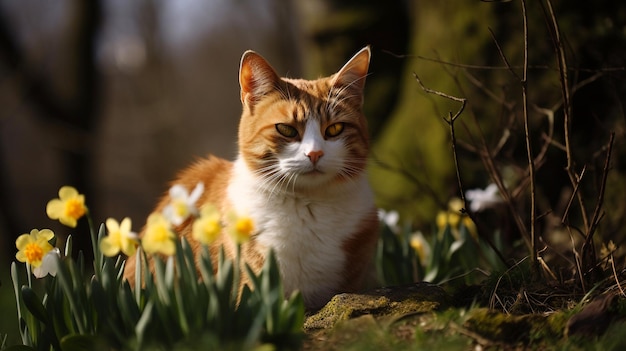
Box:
(237, 47, 371, 192)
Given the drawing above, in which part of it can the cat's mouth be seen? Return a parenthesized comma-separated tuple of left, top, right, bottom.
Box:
(303, 169, 324, 176)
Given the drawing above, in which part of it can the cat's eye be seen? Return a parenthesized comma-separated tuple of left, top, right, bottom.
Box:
(275, 123, 298, 138)
(325, 122, 345, 137)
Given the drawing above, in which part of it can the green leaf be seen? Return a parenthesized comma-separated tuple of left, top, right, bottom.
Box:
(11, 262, 24, 321)
(59, 334, 97, 351)
(2, 346, 37, 351)
(153, 257, 170, 305)
(118, 281, 141, 326)
(65, 235, 73, 257)
(134, 248, 143, 304)
(21, 286, 48, 324)
(135, 300, 154, 349)
(199, 246, 214, 287)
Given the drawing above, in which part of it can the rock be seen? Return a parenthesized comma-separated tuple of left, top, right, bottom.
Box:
(304, 282, 451, 331)
(566, 293, 617, 337)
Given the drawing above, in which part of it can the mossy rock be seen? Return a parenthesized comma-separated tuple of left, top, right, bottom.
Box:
(304, 282, 451, 331)
(464, 308, 567, 344)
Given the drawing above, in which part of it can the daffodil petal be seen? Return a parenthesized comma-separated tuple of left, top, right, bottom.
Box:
(60, 216, 78, 228)
(121, 239, 137, 257)
(189, 182, 204, 203)
(120, 217, 132, 233)
(58, 186, 78, 200)
(46, 199, 64, 219)
(106, 218, 120, 233)
(169, 184, 188, 200)
(38, 229, 54, 241)
(15, 234, 33, 250)
(100, 237, 120, 257)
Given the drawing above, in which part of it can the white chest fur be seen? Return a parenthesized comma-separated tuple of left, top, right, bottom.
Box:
(227, 158, 374, 306)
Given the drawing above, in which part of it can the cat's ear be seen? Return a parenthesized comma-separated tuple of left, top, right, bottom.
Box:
(331, 46, 371, 105)
(239, 50, 281, 109)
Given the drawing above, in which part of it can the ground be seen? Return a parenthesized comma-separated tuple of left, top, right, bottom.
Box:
(301, 282, 626, 350)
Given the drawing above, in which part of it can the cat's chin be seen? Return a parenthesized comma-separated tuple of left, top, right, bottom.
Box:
(281, 170, 336, 191)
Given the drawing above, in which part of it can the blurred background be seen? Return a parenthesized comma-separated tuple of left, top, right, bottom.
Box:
(1, 0, 625, 337)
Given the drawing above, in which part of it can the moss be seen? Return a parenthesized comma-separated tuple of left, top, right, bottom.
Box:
(304, 282, 450, 331)
(464, 307, 570, 346)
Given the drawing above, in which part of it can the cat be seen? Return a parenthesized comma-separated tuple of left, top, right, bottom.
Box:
(124, 46, 379, 310)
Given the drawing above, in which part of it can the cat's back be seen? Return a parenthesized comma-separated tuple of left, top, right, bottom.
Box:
(155, 155, 233, 213)
(123, 155, 232, 284)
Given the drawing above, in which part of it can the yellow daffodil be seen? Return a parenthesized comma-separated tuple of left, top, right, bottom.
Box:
(228, 211, 255, 244)
(15, 229, 55, 268)
(436, 198, 478, 240)
(46, 186, 87, 228)
(142, 213, 176, 256)
(33, 248, 61, 278)
(409, 231, 431, 266)
(100, 217, 138, 257)
(192, 204, 222, 245)
(162, 182, 204, 226)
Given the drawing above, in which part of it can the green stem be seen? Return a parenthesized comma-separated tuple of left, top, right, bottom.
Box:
(86, 210, 102, 279)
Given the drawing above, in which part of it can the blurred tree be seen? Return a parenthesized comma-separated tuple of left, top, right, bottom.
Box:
(368, 0, 626, 244)
(295, 0, 411, 140)
(0, 1, 101, 261)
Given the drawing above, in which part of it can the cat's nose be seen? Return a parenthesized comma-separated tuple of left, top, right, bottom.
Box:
(306, 150, 324, 164)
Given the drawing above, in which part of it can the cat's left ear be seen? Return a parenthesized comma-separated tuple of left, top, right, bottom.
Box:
(239, 50, 281, 109)
(331, 46, 371, 105)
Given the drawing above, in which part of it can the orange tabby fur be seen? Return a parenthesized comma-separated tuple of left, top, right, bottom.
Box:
(124, 47, 378, 310)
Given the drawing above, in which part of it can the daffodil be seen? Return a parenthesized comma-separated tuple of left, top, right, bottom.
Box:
(142, 213, 176, 256)
(378, 209, 400, 233)
(15, 229, 55, 268)
(228, 211, 255, 244)
(466, 183, 502, 212)
(33, 248, 61, 278)
(436, 198, 478, 240)
(46, 186, 87, 228)
(192, 204, 222, 245)
(100, 217, 138, 257)
(162, 182, 204, 226)
(409, 231, 431, 266)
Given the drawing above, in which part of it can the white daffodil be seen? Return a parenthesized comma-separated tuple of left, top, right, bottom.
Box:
(162, 182, 204, 226)
(378, 209, 400, 233)
(465, 183, 502, 212)
(33, 248, 61, 278)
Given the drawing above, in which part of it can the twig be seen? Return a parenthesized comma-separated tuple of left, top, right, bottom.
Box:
(560, 165, 587, 234)
(413, 74, 510, 268)
(382, 49, 626, 73)
(581, 133, 615, 273)
(609, 254, 626, 297)
(413, 73, 467, 202)
(412, 73, 467, 121)
(518, 0, 539, 279)
(542, 0, 590, 233)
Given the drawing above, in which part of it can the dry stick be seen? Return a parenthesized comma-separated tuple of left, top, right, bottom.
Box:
(518, 0, 539, 278)
(560, 165, 588, 240)
(542, 0, 590, 233)
(459, 111, 532, 251)
(488, 1, 538, 275)
(412, 73, 467, 203)
(383, 49, 626, 73)
(413, 73, 510, 268)
(609, 254, 626, 297)
(582, 133, 615, 269)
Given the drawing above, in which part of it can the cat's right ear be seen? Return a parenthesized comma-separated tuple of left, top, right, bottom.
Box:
(239, 51, 281, 109)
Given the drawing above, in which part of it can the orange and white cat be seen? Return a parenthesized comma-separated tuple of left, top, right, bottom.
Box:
(124, 46, 379, 310)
